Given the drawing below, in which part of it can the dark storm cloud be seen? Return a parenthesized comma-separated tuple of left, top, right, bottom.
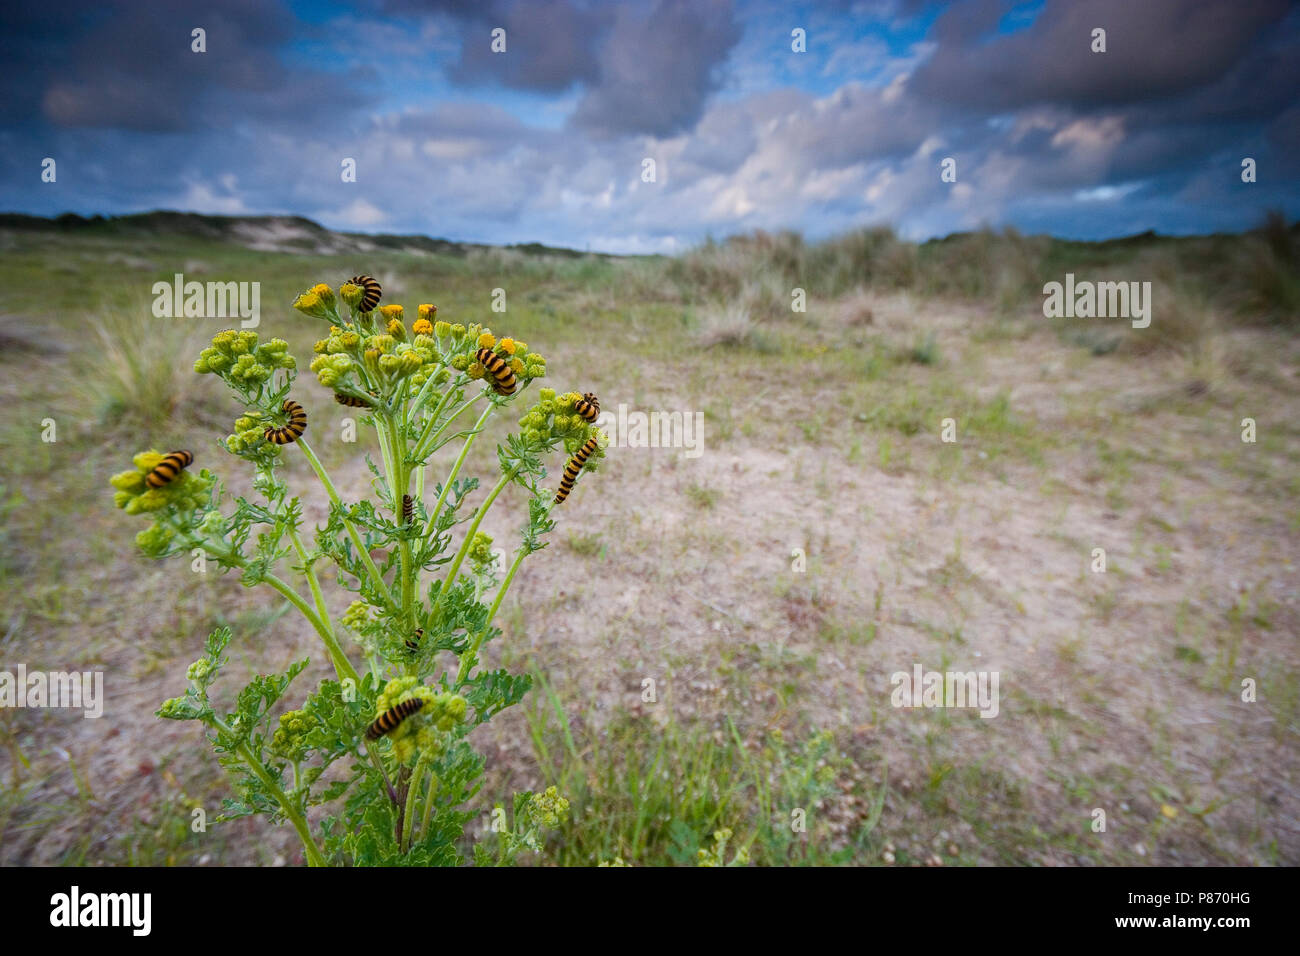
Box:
(0, 0, 1295, 248)
(910, 0, 1294, 111)
(447, 0, 613, 91)
(569, 0, 742, 137)
(0, 0, 370, 132)
(382, 0, 741, 137)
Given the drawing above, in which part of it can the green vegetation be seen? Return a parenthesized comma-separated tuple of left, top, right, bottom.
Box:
(2, 212, 1297, 866)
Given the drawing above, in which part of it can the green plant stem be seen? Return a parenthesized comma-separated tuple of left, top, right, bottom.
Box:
(210, 714, 326, 867)
(421, 404, 494, 540)
(286, 525, 358, 685)
(410, 386, 458, 527)
(374, 411, 399, 498)
(294, 437, 394, 613)
(484, 548, 528, 631)
(368, 746, 398, 806)
(262, 572, 358, 685)
(418, 768, 438, 841)
(391, 400, 415, 624)
(437, 466, 517, 641)
(458, 547, 528, 684)
(412, 383, 456, 449)
(408, 368, 452, 419)
(402, 750, 431, 851)
(413, 393, 480, 461)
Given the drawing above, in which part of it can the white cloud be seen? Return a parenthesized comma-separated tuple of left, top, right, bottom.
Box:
(322, 198, 388, 228)
(174, 181, 248, 215)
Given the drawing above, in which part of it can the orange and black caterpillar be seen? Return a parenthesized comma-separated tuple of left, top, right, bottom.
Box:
(402, 494, 415, 524)
(405, 627, 423, 652)
(365, 697, 425, 740)
(554, 436, 599, 504)
(476, 347, 516, 396)
(265, 399, 307, 445)
(334, 391, 372, 408)
(575, 391, 600, 423)
(350, 274, 382, 312)
(145, 450, 194, 489)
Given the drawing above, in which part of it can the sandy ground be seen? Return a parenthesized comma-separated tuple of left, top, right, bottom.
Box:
(2, 289, 1297, 865)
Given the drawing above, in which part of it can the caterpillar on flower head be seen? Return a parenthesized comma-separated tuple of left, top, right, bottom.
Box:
(402, 494, 415, 524)
(265, 399, 307, 445)
(145, 450, 194, 489)
(476, 347, 516, 396)
(350, 274, 382, 312)
(365, 697, 425, 740)
(405, 627, 423, 653)
(575, 391, 600, 423)
(334, 391, 372, 408)
(554, 436, 599, 505)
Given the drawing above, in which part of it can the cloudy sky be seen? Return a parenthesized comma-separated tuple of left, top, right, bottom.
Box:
(2, 0, 1297, 253)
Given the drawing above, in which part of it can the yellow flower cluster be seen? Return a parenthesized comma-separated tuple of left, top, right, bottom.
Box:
(224, 413, 276, 457)
(309, 323, 434, 391)
(194, 331, 295, 383)
(373, 677, 468, 764)
(110, 450, 211, 515)
(515, 387, 602, 452)
(529, 786, 570, 829)
(270, 709, 318, 761)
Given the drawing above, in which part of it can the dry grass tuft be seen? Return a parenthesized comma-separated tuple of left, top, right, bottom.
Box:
(696, 302, 760, 349)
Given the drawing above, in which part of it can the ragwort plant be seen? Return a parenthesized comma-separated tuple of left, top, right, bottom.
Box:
(110, 278, 604, 865)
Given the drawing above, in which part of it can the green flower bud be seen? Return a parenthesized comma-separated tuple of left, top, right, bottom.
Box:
(293, 291, 329, 319)
(467, 532, 494, 566)
(186, 659, 211, 682)
(111, 468, 146, 493)
(341, 601, 369, 630)
(135, 523, 176, 555)
(270, 709, 317, 761)
(531, 786, 570, 829)
(437, 694, 468, 731)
